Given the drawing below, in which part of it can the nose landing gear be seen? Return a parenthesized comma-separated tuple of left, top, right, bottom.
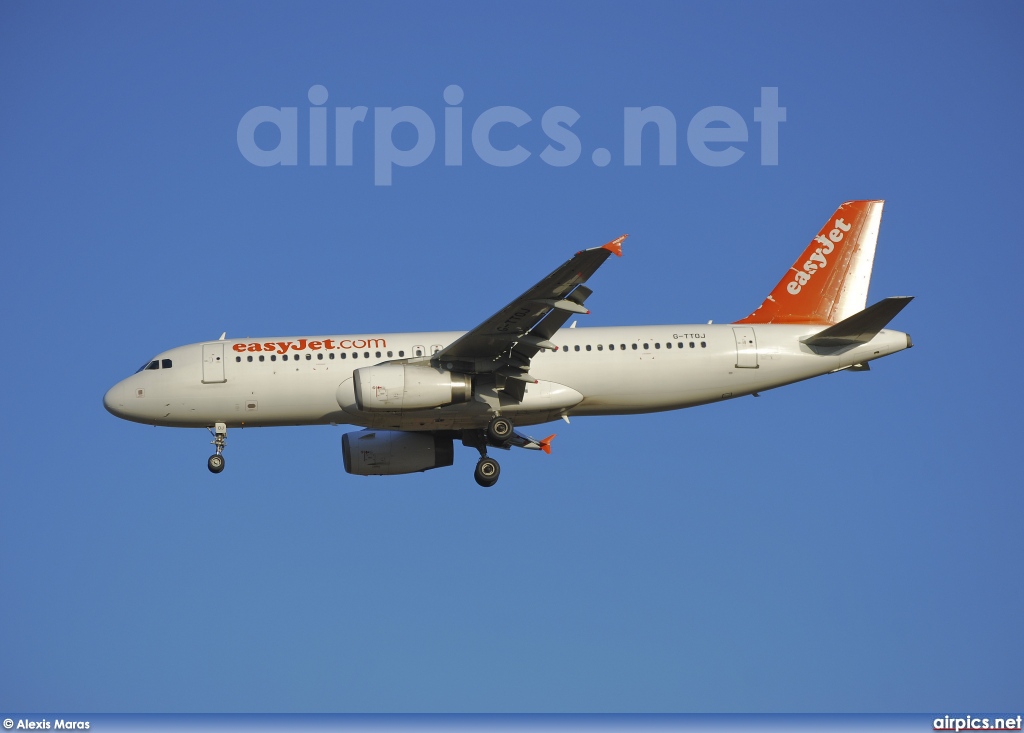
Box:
(207, 422, 227, 474)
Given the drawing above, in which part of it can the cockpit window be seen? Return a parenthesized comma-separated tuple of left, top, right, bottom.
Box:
(161, 359, 172, 369)
(135, 358, 165, 373)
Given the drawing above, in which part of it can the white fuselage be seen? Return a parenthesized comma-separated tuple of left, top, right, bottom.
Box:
(103, 324, 912, 431)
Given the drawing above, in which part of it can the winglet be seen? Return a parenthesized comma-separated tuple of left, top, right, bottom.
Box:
(602, 234, 627, 257)
(540, 434, 556, 455)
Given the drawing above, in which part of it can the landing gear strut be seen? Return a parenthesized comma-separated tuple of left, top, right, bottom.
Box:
(465, 416, 516, 487)
(207, 422, 227, 474)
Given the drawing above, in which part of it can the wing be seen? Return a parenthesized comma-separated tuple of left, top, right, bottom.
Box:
(431, 235, 626, 398)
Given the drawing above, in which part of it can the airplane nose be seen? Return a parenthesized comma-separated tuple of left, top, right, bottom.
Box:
(103, 382, 127, 418)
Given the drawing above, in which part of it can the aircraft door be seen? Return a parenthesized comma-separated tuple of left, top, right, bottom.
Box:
(202, 343, 227, 383)
(733, 327, 758, 368)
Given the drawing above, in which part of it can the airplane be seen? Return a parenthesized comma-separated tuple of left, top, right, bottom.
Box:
(103, 200, 913, 487)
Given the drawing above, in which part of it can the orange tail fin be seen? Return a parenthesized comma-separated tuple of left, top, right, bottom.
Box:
(735, 200, 884, 325)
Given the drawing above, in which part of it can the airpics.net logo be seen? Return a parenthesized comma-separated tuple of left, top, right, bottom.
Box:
(236, 85, 786, 185)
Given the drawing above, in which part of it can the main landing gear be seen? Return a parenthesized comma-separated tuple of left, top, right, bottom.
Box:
(474, 456, 500, 487)
(486, 416, 513, 443)
(207, 422, 227, 474)
(469, 416, 514, 487)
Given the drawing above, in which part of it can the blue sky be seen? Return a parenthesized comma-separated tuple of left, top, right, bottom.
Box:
(1, 0, 1021, 713)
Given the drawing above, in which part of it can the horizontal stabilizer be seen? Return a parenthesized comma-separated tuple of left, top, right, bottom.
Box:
(802, 296, 913, 347)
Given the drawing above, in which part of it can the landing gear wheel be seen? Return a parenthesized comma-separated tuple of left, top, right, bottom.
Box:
(486, 416, 514, 444)
(208, 454, 225, 474)
(474, 456, 500, 487)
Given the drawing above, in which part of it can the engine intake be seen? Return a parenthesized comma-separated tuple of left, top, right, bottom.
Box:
(342, 430, 454, 476)
(353, 364, 471, 412)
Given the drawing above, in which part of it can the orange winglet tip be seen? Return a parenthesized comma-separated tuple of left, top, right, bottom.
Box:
(602, 234, 627, 257)
(540, 434, 556, 454)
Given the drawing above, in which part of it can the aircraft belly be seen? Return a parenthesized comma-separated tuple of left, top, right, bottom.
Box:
(157, 370, 350, 428)
(536, 342, 845, 416)
(535, 354, 726, 413)
(334, 376, 583, 431)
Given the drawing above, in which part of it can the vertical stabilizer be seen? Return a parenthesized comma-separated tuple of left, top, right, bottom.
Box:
(735, 200, 884, 325)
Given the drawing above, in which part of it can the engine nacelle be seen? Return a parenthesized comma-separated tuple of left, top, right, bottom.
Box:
(353, 364, 472, 412)
(342, 430, 454, 476)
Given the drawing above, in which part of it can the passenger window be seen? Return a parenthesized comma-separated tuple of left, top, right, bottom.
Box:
(574, 345, 580, 352)
(161, 359, 172, 368)
(387, 351, 393, 357)
(247, 356, 253, 362)
(259, 355, 265, 362)
(586, 345, 592, 351)
(597, 344, 603, 351)
(235, 356, 241, 363)
(399, 351, 405, 357)
(317, 353, 323, 360)
(341, 352, 348, 359)
(329, 352, 334, 360)
(306, 353, 312, 360)
(643, 343, 649, 350)
(353, 352, 359, 359)
(632, 343, 638, 350)
(146, 360, 159, 370)
(563, 345, 568, 352)
(677, 342, 684, 348)
(655, 343, 661, 349)
(376, 351, 381, 358)
(701, 341, 707, 348)
(690, 342, 695, 348)
(271, 354, 277, 361)
(364, 352, 369, 359)
(608, 344, 614, 350)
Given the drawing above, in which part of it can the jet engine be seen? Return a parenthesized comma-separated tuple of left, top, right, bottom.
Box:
(342, 430, 454, 476)
(352, 364, 472, 411)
